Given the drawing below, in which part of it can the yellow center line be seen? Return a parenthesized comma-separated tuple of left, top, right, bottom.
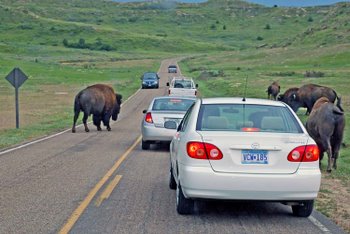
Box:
(59, 135, 142, 234)
(95, 174, 123, 207)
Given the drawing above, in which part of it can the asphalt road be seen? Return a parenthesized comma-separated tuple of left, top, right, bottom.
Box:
(0, 59, 346, 234)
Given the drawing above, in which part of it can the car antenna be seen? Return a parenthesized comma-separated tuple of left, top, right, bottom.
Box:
(242, 76, 248, 102)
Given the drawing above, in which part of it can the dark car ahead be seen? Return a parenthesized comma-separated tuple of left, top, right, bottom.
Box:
(141, 72, 160, 89)
(168, 65, 177, 73)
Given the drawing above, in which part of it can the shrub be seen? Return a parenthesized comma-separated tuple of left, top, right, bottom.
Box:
(264, 24, 271, 30)
(304, 71, 325, 78)
(256, 36, 264, 40)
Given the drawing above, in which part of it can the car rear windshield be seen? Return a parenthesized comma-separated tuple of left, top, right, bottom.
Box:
(173, 80, 193, 89)
(196, 104, 303, 133)
(152, 98, 195, 111)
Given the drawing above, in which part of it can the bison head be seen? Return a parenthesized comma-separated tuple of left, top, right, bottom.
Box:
(278, 87, 301, 112)
(112, 94, 122, 121)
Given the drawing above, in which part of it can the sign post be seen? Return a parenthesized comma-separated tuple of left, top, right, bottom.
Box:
(5, 67, 28, 129)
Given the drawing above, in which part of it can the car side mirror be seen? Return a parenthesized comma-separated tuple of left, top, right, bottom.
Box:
(166, 82, 169, 86)
(142, 109, 147, 114)
(164, 120, 177, 130)
(196, 84, 199, 88)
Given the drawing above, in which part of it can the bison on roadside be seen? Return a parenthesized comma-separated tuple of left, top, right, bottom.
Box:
(306, 97, 345, 172)
(278, 84, 342, 114)
(266, 81, 280, 100)
(72, 84, 122, 133)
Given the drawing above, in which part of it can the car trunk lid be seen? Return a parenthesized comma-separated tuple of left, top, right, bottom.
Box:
(199, 131, 311, 174)
(151, 111, 186, 128)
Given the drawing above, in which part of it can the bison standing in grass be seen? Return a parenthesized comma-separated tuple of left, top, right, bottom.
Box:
(267, 81, 280, 100)
(72, 84, 122, 133)
(278, 84, 343, 115)
(306, 97, 345, 172)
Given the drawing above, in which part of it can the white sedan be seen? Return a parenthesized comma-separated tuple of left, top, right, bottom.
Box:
(167, 97, 321, 216)
(141, 96, 196, 150)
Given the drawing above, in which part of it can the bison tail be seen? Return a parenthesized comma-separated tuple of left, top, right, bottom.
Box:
(74, 91, 83, 113)
(335, 95, 344, 113)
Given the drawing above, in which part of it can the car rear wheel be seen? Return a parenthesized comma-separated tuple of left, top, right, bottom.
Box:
(176, 184, 194, 214)
(141, 140, 150, 150)
(292, 200, 314, 217)
(169, 164, 176, 190)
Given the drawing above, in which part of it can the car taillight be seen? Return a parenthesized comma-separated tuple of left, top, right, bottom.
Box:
(186, 141, 223, 160)
(145, 112, 153, 123)
(287, 145, 319, 162)
(241, 127, 260, 132)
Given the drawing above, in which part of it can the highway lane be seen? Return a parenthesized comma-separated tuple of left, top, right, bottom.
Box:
(0, 59, 345, 234)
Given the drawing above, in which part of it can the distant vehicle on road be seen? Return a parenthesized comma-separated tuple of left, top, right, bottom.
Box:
(166, 97, 321, 216)
(167, 77, 198, 97)
(141, 72, 160, 89)
(168, 65, 177, 73)
(141, 96, 196, 150)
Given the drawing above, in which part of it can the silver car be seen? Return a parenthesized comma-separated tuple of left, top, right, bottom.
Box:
(141, 96, 196, 150)
(167, 97, 321, 216)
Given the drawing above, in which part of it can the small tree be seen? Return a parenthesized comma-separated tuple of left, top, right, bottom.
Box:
(264, 24, 271, 30)
(223, 25, 226, 30)
(63, 38, 68, 47)
(308, 16, 313, 22)
(78, 38, 86, 48)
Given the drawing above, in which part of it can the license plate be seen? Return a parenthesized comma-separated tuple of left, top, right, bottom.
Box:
(241, 150, 268, 164)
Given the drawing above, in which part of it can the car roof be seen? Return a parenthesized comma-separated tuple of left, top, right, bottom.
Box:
(200, 97, 287, 107)
(153, 96, 197, 101)
(171, 76, 193, 81)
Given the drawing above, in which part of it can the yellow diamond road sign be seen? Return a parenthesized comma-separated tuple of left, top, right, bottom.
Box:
(6, 67, 28, 88)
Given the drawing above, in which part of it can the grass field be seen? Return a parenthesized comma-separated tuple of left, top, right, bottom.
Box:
(0, 0, 349, 231)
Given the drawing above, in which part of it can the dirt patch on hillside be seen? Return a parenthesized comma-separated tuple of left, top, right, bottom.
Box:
(317, 174, 350, 233)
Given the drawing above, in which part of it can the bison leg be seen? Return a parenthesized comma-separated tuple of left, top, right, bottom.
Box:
(326, 147, 334, 173)
(103, 113, 111, 131)
(332, 142, 341, 170)
(318, 152, 324, 169)
(72, 111, 80, 133)
(93, 115, 102, 131)
(83, 112, 90, 132)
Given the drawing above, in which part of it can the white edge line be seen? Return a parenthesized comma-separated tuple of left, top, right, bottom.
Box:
(0, 88, 141, 156)
(308, 215, 332, 233)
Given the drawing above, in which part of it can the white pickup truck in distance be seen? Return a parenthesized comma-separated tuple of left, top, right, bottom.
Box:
(167, 77, 198, 97)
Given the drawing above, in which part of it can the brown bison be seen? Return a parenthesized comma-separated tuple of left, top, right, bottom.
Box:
(278, 84, 342, 114)
(266, 81, 280, 100)
(306, 97, 345, 172)
(72, 84, 122, 133)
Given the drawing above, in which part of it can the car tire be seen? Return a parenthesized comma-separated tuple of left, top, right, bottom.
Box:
(141, 140, 150, 150)
(292, 200, 314, 217)
(169, 164, 176, 190)
(156, 85, 159, 89)
(176, 184, 194, 215)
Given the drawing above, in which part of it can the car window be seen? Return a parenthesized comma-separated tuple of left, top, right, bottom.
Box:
(196, 104, 302, 133)
(179, 104, 195, 132)
(143, 73, 157, 79)
(152, 98, 195, 111)
(174, 80, 193, 89)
